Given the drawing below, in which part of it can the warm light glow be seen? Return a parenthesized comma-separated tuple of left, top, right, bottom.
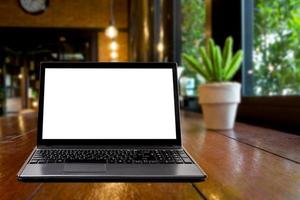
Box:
(157, 42, 164, 52)
(110, 51, 119, 60)
(18, 116, 25, 133)
(105, 25, 118, 38)
(109, 40, 119, 51)
(32, 101, 38, 108)
(59, 36, 66, 42)
(18, 74, 22, 79)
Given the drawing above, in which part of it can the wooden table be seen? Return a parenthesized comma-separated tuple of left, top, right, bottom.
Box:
(0, 111, 299, 200)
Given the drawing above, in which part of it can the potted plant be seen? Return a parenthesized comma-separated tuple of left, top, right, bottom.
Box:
(183, 36, 243, 130)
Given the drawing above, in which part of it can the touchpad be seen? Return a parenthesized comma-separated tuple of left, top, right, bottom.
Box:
(63, 164, 106, 172)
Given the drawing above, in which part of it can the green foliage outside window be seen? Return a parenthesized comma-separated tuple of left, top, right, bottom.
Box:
(181, 0, 205, 64)
(180, 0, 206, 96)
(252, 0, 300, 95)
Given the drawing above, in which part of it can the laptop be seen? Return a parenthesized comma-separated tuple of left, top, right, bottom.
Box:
(17, 62, 207, 181)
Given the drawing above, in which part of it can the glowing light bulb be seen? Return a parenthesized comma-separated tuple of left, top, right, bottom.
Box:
(110, 51, 119, 60)
(157, 42, 164, 52)
(109, 41, 119, 51)
(18, 74, 22, 79)
(32, 101, 38, 108)
(105, 25, 118, 38)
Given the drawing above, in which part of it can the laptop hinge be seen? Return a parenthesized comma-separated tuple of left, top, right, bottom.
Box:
(37, 145, 182, 149)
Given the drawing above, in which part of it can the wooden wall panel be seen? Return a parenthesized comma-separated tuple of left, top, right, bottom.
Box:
(0, 0, 128, 28)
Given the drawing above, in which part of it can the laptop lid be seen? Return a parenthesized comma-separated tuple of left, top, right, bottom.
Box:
(37, 62, 181, 146)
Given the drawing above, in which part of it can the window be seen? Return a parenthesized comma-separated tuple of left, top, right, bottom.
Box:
(180, 0, 206, 97)
(241, 0, 300, 132)
(244, 0, 300, 96)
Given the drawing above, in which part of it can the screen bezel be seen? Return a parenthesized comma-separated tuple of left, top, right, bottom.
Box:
(37, 62, 182, 146)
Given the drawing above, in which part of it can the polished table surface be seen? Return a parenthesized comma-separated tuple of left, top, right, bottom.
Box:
(0, 111, 299, 200)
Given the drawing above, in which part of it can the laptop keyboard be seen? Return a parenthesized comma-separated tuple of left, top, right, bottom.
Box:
(29, 149, 193, 164)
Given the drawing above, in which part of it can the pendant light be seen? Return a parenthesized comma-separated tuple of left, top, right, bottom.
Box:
(105, 0, 118, 39)
(109, 40, 119, 51)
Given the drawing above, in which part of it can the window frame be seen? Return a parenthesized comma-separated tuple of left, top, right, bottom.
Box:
(240, 0, 300, 133)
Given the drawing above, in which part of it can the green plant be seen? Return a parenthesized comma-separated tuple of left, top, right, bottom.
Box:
(181, 0, 205, 57)
(252, 0, 300, 96)
(182, 37, 243, 82)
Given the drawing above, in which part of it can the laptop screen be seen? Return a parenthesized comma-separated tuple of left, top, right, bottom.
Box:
(42, 68, 177, 140)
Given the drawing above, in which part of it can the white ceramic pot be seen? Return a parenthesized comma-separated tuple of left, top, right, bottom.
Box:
(198, 82, 241, 130)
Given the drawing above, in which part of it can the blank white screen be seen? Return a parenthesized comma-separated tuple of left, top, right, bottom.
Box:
(42, 68, 177, 139)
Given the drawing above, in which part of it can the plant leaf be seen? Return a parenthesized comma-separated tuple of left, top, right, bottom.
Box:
(199, 46, 213, 77)
(182, 54, 210, 81)
(223, 36, 233, 74)
(215, 46, 223, 81)
(224, 50, 243, 80)
(208, 38, 217, 80)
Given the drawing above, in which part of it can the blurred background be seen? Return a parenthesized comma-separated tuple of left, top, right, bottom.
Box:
(0, 0, 300, 132)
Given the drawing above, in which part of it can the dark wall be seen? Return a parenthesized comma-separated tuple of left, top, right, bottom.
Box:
(211, 0, 242, 49)
(211, 0, 242, 81)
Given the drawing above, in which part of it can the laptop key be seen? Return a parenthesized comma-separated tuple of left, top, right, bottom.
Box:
(182, 157, 193, 164)
(29, 159, 38, 164)
(178, 150, 187, 156)
(166, 160, 175, 164)
(175, 158, 183, 163)
(33, 156, 44, 159)
(38, 160, 46, 164)
(65, 159, 107, 163)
